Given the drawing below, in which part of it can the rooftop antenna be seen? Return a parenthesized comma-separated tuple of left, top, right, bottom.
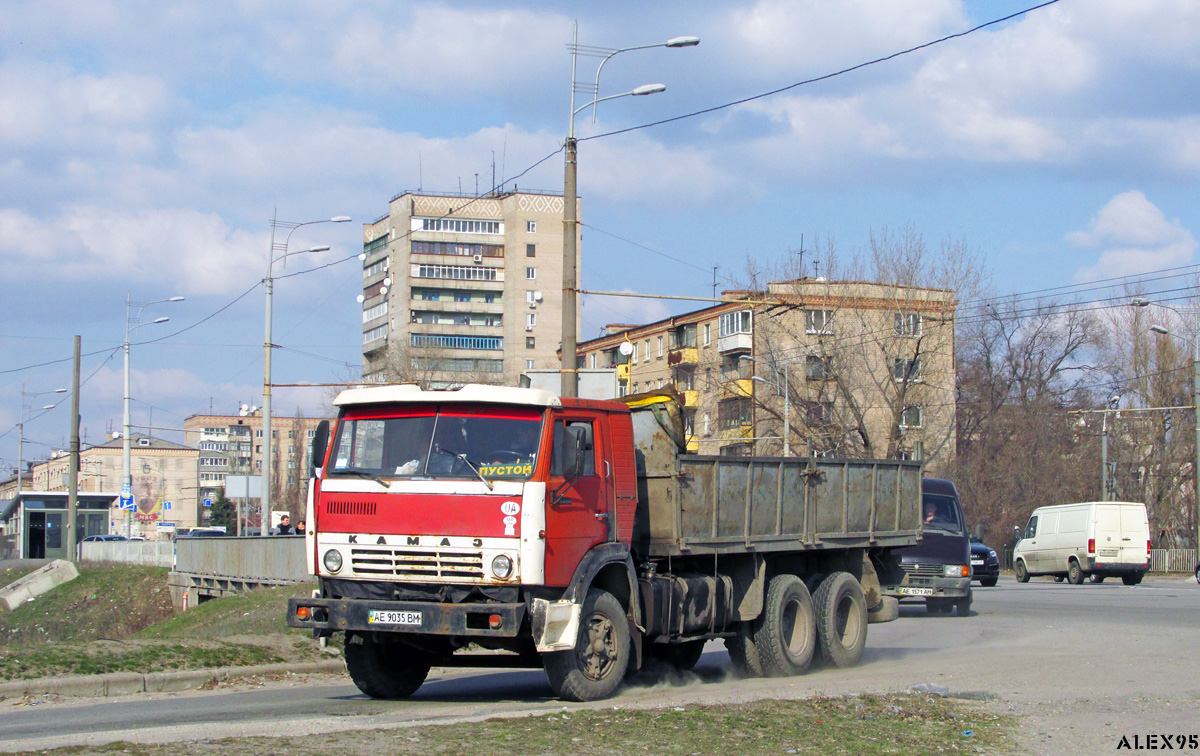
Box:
(491, 150, 496, 196)
(712, 265, 719, 301)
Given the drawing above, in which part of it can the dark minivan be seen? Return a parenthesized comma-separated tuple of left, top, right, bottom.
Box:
(882, 478, 972, 616)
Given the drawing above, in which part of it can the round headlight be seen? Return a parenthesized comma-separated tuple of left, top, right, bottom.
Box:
(491, 554, 513, 579)
(323, 549, 343, 573)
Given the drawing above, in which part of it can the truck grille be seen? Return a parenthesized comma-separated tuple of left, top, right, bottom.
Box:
(902, 562, 943, 587)
(350, 544, 484, 581)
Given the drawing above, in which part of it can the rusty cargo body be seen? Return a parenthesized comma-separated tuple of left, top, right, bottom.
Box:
(628, 395, 923, 559)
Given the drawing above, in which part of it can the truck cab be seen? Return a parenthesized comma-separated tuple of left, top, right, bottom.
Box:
(883, 477, 972, 616)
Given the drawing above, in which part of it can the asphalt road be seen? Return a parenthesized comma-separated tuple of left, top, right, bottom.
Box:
(3, 575, 1199, 753)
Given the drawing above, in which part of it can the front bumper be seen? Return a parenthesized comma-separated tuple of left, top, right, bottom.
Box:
(971, 561, 1000, 581)
(287, 597, 527, 638)
(884, 575, 972, 600)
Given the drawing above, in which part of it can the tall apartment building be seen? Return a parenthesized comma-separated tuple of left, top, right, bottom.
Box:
(360, 190, 580, 386)
(577, 278, 957, 467)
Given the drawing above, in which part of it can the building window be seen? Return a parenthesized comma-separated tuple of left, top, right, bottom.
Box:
(362, 302, 388, 323)
(805, 355, 833, 381)
(807, 401, 834, 426)
(414, 217, 502, 234)
(526, 337, 535, 349)
(410, 241, 503, 258)
(527, 221, 536, 233)
(895, 312, 922, 337)
(410, 334, 503, 350)
(526, 243, 536, 257)
(900, 405, 923, 428)
(805, 309, 833, 335)
(526, 313, 537, 328)
(590, 353, 596, 368)
(657, 335, 664, 358)
(255, 430, 263, 438)
(526, 359, 536, 370)
(892, 358, 922, 382)
(718, 398, 752, 430)
(719, 310, 752, 337)
(363, 257, 389, 278)
(631, 342, 638, 362)
(363, 325, 388, 345)
(719, 442, 753, 457)
(414, 264, 498, 281)
(644, 339, 650, 362)
(526, 267, 537, 280)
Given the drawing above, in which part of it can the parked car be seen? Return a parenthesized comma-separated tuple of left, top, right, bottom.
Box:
(81, 534, 127, 542)
(1013, 501, 1150, 585)
(970, 536, 1000, 587)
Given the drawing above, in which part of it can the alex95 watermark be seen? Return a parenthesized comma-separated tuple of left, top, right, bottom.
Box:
(1117, 734, 1198, 751)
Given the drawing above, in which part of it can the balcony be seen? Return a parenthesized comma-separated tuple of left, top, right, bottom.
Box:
(718, 425, 754, 441)
(720, 378, 754, 399)
(718, 332, 752, 354)
(667, 346, 698, 366)
(679, 389, 698, 407)
(617, 364, 630, 380)
(685, 435, 699, 453)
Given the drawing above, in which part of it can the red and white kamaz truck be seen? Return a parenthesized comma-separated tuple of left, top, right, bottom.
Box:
(288, 384, 922, 701)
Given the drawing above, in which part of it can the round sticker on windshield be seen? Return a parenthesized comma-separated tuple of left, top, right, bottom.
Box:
(501, 501, 520, 516)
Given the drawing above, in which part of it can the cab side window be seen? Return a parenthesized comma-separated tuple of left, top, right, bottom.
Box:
(550, 420, 596, 477)
(1024, 515, 1038, 540)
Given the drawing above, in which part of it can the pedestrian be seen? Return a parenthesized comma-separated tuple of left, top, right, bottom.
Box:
(294, 519, 306, 536)
(277, 514, 293, 536)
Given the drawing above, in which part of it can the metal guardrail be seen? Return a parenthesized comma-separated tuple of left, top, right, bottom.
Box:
(1001, 548, 1197, 573)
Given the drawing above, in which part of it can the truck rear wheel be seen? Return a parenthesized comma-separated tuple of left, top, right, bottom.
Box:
(724, 622, 764, 677)
(543, 588, 629, 702)
(343, 632, 431, 699)
(1068, 560, 1084, 585)
(754, 574, 816, 677)
(813, 572, 867, 668)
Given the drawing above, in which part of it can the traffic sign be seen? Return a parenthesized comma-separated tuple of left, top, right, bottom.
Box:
(119, 494, 135, 510)
(121, 485, 131, 497)
(164, 501, 172, 510)
(203, 498, 212, 508)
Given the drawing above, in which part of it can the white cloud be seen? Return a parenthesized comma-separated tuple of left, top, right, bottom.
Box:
(0, 206, 266, 295)
(1069, 191, 1197, 280)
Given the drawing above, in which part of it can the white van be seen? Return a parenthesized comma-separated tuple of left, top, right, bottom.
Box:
(1013, 502, 1150, 585)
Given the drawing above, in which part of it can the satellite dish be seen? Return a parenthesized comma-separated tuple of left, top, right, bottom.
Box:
(383, 277, 392, 286)
(112, 431, 121, 439)
(356, 294, 365, 303)
(618, 342, 633, 356)
(534, 291, 543, 302)
(380, 286, 388, 295)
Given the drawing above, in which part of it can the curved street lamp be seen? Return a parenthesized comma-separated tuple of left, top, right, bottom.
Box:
(122, 295, 184, 537)
(16, 387, 67, 497)
(261, 213, 351, 536)
(1132, 297, 1199, 554)
(560, 26, 699, 397)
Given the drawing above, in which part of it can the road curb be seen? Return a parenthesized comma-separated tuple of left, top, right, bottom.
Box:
(0, 659, 346, 699)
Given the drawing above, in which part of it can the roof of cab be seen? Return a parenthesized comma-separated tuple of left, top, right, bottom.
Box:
(334, 383, 564, 409)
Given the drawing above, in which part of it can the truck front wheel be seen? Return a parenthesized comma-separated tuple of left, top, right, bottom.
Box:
(543, 588, 630, 702)
(755, 574, 817, 677)
(343, 632, 431, 699)
(813, 572, 868, 668)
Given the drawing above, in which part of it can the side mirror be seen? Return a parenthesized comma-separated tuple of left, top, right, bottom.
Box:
(561, 426, 586, 480)
(310, 420, 330, 477)
(1012, 525, 1022, 542)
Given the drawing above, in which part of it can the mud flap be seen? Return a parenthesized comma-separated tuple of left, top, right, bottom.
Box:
(532, 598, 582, 652)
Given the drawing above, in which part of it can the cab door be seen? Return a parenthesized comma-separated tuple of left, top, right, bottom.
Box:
(543, 414, 611, 586)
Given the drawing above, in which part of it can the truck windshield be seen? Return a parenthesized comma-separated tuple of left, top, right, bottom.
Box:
(921, 493, 963, 532)
(328, 404, 544, 481)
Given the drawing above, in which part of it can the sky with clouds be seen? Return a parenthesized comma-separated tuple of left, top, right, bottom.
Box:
(3, 0, 1199, 471)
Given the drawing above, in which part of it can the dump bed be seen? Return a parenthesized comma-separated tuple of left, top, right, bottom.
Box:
(626, 395, 923, 558)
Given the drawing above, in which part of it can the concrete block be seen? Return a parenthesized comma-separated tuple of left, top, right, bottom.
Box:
(144, 669, 213, 693)
(0, 559, 80, 610)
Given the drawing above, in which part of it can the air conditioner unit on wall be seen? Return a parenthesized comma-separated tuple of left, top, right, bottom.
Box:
(526, 325, 534, 331)
(473, 254, 483, 264)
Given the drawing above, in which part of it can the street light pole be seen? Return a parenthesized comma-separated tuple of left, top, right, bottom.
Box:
(1134, 297, 1200, 554)
(16, 387, 66, 498)
(561, 25, 698, 397)
(261, 211, 350, 536)
(743, 356, 791, 456)
(121, 295, 183, 538)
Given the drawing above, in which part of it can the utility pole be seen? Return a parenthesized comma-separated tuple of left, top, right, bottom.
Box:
(67, 335, 80, 561)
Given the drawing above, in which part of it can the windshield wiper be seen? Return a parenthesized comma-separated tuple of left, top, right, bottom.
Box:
(336, 467, 390, 489)
(435, 447, 494, 491)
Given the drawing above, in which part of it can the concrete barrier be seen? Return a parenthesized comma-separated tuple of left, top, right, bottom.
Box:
(0, 559, 79, 610)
